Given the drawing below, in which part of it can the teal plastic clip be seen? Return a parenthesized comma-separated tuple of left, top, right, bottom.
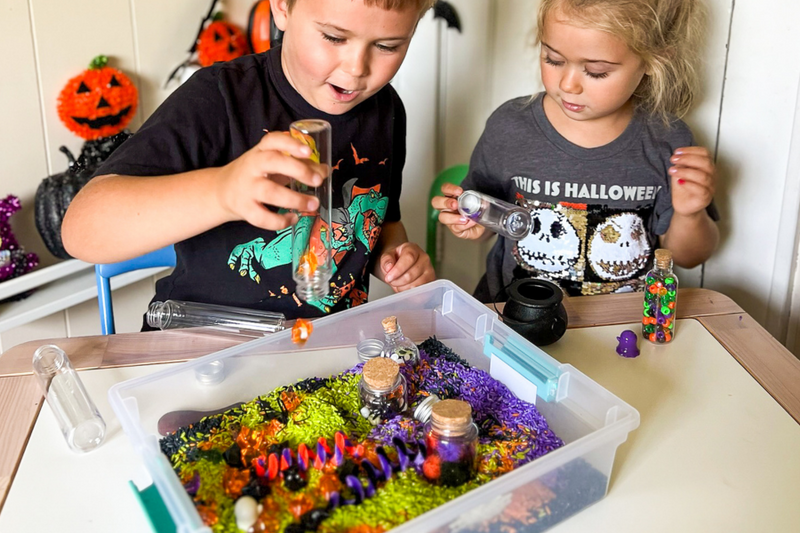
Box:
(483, 332, 561, 402)
(129, 481, 177, 533)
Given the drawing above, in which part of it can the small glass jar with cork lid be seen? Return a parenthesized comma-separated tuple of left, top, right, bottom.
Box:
(381, 315, 419, 364)
(358, 357, 408, 425)
(642, 248, 678, 344)
(422, 399, 478, 487)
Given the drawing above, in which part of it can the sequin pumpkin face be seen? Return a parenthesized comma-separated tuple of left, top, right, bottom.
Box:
(515, 207, 580, 274)
(588, 213, 650, 281)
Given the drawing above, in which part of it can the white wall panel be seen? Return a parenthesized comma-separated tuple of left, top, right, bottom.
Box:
(705, 0, 800, 327)
(673, 0, 733, 288)
(0, 312, 66, 353)
(129, 0, 201, 117)
(490, 0, 541, 109)
(0, 0, 52, 267)
(29, 0, 140, 173)
(66, 277, 156, 336)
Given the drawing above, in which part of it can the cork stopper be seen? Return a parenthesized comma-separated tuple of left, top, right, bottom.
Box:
(431, 399, 472, 431)
(654, 248, 673, 270)
(362, 357, 400, 390)
(381, 316, 398, 334)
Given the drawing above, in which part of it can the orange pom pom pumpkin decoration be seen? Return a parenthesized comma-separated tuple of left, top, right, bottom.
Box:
(57, 56, 138, 140)
(197, 19, 248, 67)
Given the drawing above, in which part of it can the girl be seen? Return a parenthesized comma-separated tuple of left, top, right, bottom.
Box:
(432, 0, 719, 301)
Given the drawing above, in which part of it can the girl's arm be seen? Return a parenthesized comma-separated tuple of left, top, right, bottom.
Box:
(659, 146, 720, 268)
(660, 211, 719, 268)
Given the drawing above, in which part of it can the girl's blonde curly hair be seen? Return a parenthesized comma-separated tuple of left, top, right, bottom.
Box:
(536, 0, 707, 123)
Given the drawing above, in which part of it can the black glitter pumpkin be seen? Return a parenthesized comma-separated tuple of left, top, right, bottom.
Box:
(34, 132, 131, 258)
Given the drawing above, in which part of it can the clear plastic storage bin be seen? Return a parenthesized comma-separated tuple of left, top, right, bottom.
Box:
(109, 280, 639, 533)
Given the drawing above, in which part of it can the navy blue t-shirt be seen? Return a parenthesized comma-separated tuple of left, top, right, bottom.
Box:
(96, 47, 405, 321)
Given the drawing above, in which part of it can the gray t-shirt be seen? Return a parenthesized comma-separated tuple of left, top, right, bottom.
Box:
(463, 93, 713, 299)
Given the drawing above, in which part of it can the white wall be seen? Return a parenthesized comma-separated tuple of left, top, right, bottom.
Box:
(4, 0, 800, 357)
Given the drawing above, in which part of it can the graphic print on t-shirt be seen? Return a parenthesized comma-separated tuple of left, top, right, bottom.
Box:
(512, 196, 655, 295)
(226, 176, 388, 313)
(513, 197, 586, 281)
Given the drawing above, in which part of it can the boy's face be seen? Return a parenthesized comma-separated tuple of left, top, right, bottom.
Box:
(539, 10, 646, 125)
(273, 0, 419, 115)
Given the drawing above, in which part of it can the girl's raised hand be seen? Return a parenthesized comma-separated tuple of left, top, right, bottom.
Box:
(669, 146, 716, 217)
(430, 183, 486, 240)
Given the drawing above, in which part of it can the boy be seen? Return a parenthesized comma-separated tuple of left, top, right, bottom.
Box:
(62, 0, 436, 321)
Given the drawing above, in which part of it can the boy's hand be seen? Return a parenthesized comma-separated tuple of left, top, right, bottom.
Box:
(380, 242, 435, 293)
(669, 146, 716, 217)
(217, 132, 326, 230)
(431, 183, 486, 240)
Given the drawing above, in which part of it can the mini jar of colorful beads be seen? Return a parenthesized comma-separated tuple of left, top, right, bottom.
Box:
(422, 399, 478, 487)
(358, 357, 408, 425)
(642, 248, 678, 344)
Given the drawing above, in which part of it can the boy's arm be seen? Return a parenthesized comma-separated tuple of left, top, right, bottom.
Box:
(63, 169, 231, 263)
(62, 133, 323, 263)
(372, 220, 435, 292)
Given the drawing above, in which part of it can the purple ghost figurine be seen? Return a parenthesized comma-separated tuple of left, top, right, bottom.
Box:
(616, 330, 640, 358)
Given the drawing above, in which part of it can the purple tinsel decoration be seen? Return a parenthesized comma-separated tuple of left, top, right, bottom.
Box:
(0, 195, 38, 283)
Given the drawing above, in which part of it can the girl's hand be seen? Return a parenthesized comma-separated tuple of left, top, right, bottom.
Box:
(380, 242, 435, 292)
(430, 183, 486, 240)
(216, 132, 326, 230)
(669, 146, 716, 217)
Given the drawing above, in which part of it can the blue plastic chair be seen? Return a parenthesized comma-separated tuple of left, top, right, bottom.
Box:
(95, 245, 176, 335)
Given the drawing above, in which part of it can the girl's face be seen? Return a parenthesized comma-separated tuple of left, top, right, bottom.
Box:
(273, 0, 419, 115)
(539, 11, 647, 127)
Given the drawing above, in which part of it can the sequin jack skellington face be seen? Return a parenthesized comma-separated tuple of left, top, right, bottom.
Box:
(587, 213, 650, 281)
(513, 205, 582, 278)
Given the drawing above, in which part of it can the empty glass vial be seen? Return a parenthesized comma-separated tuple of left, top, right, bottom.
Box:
(32, 345, 106, 453)
(457, 190, 531, 240)
(422, 399, 478, 487)
(290, 119, 333, 302)
(381, 316, 420, 364)
(643, 248, 678, 344)
(147, 300, 285, 337)
(358, 357, 408, 425)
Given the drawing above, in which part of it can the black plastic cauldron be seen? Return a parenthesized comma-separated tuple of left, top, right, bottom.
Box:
(496, 279, 568, 346)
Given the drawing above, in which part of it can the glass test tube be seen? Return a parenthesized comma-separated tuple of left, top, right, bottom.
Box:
(32, 345, 106, 453)
(290, 119, 333, 301)
(147, 299, 285, 337)
(457, 190, 532, 240)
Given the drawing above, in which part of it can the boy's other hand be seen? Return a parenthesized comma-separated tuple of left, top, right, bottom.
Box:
(217, 131, 326, 230)
(380, 242, 435, 293)
(431, 183, 486, 240)
(669, 146, 716, 217)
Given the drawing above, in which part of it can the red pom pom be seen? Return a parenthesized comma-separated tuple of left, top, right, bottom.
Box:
(422, 455, 441, 480)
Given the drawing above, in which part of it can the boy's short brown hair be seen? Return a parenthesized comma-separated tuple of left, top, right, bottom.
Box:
(286, 0, 436, 16)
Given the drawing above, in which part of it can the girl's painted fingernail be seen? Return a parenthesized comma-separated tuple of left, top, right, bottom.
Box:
(669, 167, 677, 174)
(459, 217, 468, 224)
(677, 179, 685, 185)
(671, 156, 680, 162)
